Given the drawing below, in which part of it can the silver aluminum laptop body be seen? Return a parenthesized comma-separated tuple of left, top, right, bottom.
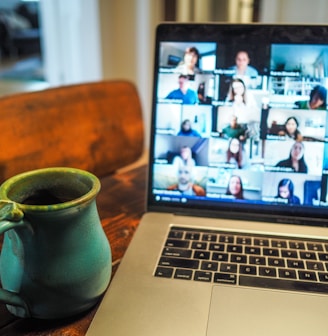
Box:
(87, 23, 328, 335)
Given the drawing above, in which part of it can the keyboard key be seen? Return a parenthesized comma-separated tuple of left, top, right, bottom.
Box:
(239, 275, 328, 294)
(268, 257, 285, 267)
(237, 237, 252, 245)
(185, 232, 200, 240)
(219, 235, 234, 243)
(318, 253, 328, 261)
(287, 259, 305, 269)
(201, 261, 218, 271)
(259, 267, 277, 277)
(299, 251, 316, 260)
(191, 241, 207, 250)
(254, 238, 269, 246)
(239, 265, 257, 275)
(227, 245, 243, 253)
(155, 267, 174, 278)
(168, 230, 183, 239)
(230, 254, 247, 263)
(318, 272, 328, 282)
(202, 234, 217, 242)
(245, 246, 261, 255)
(194, 271, 212, 282)
(165, 239, 189, 248)
(289, 241, 305, 250)
(194, 251, 210, 260)
(281, 249, 298, 258)
(278, 269, 297, 279)
(271, 240, 287, 248)
(306, 261, 324, 271)
(298, 271, 317, 282)
(249, 256, 266, 265)
(263, 248, 279, 257)
(174, 269, 193, 280)
(220, 263, 238, 273)
(214, 273, 237, 284)
(209, 243, 225, 251)
(162, 247, 192, 258)
(212, 252, 229, 262)
(159, 257, 199, 269)
(307, 243, 324, 251)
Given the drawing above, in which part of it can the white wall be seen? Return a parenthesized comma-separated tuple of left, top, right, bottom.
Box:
(40, 0, 102, 86)
(260, 0, 328, 23)
(98, 0, 163, 148)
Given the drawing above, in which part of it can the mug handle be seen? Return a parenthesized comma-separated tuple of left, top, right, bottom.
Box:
(0, 201, 30, 316)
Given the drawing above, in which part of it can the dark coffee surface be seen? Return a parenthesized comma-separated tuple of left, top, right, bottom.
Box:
(22, 189, 76, 205)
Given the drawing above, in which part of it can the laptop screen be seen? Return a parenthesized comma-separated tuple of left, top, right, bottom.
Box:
(148, 23, 328, 226)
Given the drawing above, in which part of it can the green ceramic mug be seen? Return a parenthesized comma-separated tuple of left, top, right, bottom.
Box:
(0, 167, 112, 319)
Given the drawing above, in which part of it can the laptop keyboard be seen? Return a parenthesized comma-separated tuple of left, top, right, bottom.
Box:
(154, 226, 328, 294)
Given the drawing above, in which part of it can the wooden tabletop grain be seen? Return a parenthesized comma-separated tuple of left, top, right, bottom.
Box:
(0, 164, 147, 336)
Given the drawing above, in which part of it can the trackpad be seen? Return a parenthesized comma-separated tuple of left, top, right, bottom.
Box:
(207, 285, 327, 336)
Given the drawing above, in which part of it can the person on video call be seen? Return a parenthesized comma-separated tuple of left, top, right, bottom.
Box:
(177, 119, 201, 137)
(226, 138, 247, 169)
(221, 115, 246, 141)
(229, 50, 259, 88)
(172, 146, 196, 168)
(275, 141, 308, 173)
(174, 46, 202, 76)
(225, 175, 244, 200)
(278, 116, 303, 141)
(166, 74, 199, 104)
(295, 85, 327, 110)
(197, 82, 211, 104)
(167, 164, 205, 196)
(274, 178, 300, 205)
(225, 78, 259, 123)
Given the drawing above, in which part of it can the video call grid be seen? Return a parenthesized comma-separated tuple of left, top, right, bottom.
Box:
(151, 40, 328, 207)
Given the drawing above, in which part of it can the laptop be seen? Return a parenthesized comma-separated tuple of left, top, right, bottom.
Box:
(87, 23, 328, 336)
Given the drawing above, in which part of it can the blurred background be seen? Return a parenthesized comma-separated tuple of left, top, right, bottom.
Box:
(0, 0, 327, 146)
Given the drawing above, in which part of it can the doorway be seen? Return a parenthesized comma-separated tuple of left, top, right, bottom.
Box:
(0, 1, 44, 81)
(0, 0, 48, 95)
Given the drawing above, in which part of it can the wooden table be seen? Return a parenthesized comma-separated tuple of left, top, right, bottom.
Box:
(0, 164, 147, 336)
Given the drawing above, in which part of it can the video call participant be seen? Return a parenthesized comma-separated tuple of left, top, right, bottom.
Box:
(225, 175, 244, 200)
(167, 165, 205, 196)
(165, 74, 199, 105)
(229, 50, 259, 89)
(197, 82, 212, 105)
(174, 46, 201, 76)
(226, 138, 247, 169)
(177, 119, 201, 137)
(274, 178, 300, 205)
(295, 85, 327, 110)
(225, 78, 260, 123)
(221, 115, 246, 141)
(226, 78, 247, 104)
(278, 116, 303, 141)
(172, 146, 196, 168)
(275, 141, 308, 173)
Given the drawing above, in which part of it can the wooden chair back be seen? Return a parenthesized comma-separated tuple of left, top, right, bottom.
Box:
(0, 80, 144, 182)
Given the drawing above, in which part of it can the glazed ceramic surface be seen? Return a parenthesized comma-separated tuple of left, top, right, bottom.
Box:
(0, 167, 112, 319)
